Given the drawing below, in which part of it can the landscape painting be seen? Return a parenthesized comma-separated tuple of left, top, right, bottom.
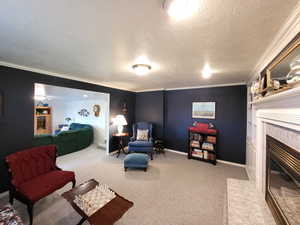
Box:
(192, 102, 215, 119)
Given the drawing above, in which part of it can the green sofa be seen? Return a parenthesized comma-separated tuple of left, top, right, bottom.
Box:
(33, 123, 94, 156)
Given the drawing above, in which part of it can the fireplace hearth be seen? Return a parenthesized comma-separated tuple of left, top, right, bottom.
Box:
(266, 135, 300, 225)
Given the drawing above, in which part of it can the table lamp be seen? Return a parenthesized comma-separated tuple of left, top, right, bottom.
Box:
(112, 115, 127, 134)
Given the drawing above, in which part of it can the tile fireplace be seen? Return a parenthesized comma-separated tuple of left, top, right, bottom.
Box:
(266, 135, 300, 225)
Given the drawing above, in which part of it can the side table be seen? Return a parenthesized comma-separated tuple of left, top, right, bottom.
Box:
(154, 139, 165, 154)
(113, 133, 129, 157)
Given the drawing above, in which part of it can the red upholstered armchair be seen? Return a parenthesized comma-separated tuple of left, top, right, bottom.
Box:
(5, 145, 76, 225)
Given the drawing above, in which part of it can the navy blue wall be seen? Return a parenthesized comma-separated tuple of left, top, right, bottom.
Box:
(135, 91, 164, 139)
(136, 85, 247, 164)
(0, 66, 135, 192)
(165, 85, 247, 164)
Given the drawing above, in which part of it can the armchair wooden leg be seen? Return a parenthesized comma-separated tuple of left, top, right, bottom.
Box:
(72, 180, 76, 188)
(150, 152, 153, 160)
(9, 189, 15, 205)
(27, 203, 34, 225)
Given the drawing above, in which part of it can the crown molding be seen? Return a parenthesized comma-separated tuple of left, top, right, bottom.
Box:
(0, 60, 132, 92)
(135, 88, 165, 93)
(248, 2, 300, 85)
(136, 82, 246, 92)
(164, 82, 246, 91)
(0, 61, 246, 93)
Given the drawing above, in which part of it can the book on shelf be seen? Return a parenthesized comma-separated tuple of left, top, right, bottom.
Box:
(208, 153, 215, 160)
(190, 133, 203, 142)
(206, 136, 216, 144)
(192, 150, 203, 158)
(190, 140, 200, 148)
(202, 142, 214, 151)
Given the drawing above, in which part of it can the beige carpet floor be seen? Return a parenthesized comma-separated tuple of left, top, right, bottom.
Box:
(0, 146, 248, 225)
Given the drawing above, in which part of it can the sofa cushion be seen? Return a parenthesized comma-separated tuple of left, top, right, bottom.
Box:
(128, 141, 153, 148)
(6, 145, 57, 188)
(33, 135, 54, 147)
(18, 170, 75, 202)
(69, 123, 92, 130)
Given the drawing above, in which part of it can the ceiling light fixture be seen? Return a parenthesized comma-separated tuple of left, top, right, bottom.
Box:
(83, 94, 88, 98)
(164, 0, 200, 21)
(202, 64, 213, 79)
(132, 64, 152, 76)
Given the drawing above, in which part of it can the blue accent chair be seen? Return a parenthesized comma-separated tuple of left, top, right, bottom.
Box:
(128, 122, 154, 160)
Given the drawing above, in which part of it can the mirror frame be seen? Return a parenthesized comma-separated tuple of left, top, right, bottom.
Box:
(260, 32, 300, 94)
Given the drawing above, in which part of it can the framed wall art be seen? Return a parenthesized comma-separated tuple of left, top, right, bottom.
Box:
(192, 102, 216, 119)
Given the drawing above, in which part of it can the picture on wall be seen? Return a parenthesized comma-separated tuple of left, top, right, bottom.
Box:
(192, 102, 216, 119)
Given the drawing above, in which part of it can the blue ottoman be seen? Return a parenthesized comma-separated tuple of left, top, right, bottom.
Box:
(124, 153, 149, 172)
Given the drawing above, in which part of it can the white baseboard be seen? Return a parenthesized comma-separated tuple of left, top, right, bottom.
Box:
(217, 159, 245, 168)
(165, 148, 245, 168)
(165, 148, 188, 155)
(109, 150, 119, 155)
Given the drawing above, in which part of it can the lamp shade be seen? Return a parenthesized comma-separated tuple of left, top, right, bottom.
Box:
(112, 115, 127, 126)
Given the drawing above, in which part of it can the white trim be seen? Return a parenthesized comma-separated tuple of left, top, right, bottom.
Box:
(165, 148, 188, 155)
(109, 150, 119, 155)
(248, 2, 300, 83)
(0, 60, 246, 93)
(135, 82, 247, 93)
(106, 94, 110, 155)
(0, 60, 132, 92)
(164, 82, 246, 91)
(217, 159, 245, 168)
(165, 149, 246, 167)
(136, 82, 246, 92)
(135, 88, 165, 93)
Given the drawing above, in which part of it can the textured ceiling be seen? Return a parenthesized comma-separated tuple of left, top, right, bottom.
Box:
(0, 0, 298, 91)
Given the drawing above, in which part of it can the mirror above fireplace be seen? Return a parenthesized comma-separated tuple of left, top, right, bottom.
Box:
(258, 33, 300, 98)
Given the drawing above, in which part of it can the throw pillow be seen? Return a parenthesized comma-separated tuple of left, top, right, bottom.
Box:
(61, 126, 69, 131)
(136, 129, 149, 141)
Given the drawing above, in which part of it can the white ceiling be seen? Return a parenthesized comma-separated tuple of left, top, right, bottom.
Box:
(35, 83, 108, 101)
(0, 0, 299, 91)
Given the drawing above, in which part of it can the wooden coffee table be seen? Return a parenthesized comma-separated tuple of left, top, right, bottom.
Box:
(62, 179, 133, 225)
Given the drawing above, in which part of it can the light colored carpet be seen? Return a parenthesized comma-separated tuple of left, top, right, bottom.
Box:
(0, 146, 248, 225)
(226, 179, 276, 225)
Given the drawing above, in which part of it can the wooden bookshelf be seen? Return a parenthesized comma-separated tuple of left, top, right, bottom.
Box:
(188, 130, 217, 165)
(34, 106, 52, 135)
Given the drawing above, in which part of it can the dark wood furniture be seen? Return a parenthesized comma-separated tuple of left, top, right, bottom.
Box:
(154, 139, 165, 154)
(5, 145, 76, 225)
(34, 106, 52, 135)
(188, 130, 217, 165)
(62, 179, 133, 225)
(113, 133, 129, 157)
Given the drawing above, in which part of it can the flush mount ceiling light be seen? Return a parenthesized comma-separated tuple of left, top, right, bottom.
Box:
(164, 0, 200, 21)
(132, 64, 152, 76)
(202, 64, 213, 79)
